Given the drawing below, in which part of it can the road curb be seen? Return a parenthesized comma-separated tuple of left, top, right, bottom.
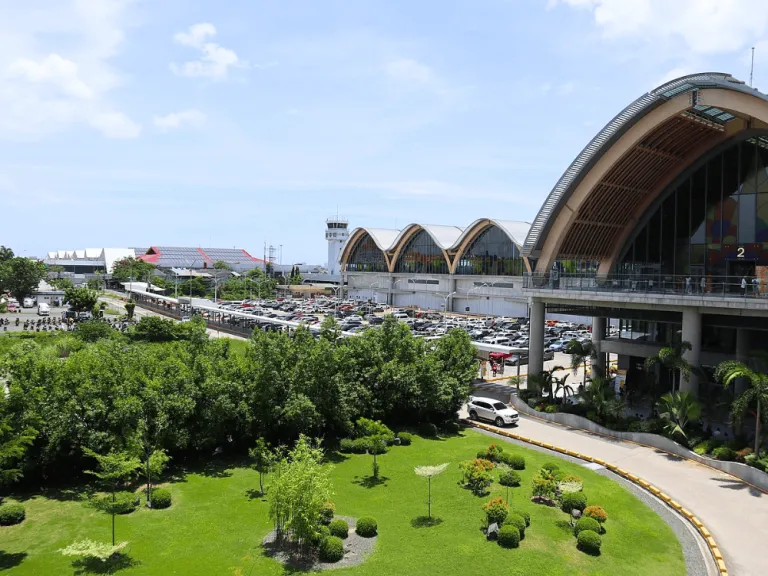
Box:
(465, 419, 728, 576)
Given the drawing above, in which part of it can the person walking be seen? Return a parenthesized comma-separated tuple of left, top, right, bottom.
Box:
(741, 276, 747, 296)
(700, 276, 706, 294)
(685, 276, 691, 294)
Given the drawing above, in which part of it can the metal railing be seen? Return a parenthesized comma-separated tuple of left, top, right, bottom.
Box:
(523, 272, 767, 299)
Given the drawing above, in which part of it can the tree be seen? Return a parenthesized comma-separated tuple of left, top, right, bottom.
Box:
(566, 340, 596, 389)
(581, 376, 613, 421)
(369, 435, 387, 479)
(125, 299, 136, 319)
(0, 399, 36, 486)
(111, 257, 155, 282)
(64, 286, 99, 313)
(528, 367, 564, 401)
(414, 463, 449, 519)
(0, 257, 46, 301)
(715, 361, 768, 454)
(0, 246, 14, 262)
(644, 340, 701, 394)
(289, 266, 304, 285)
(213, 261, 232, 271)
(83, 449, 141, 545)
(656, 391, 701, 441)
(50, 277, 74, 290)
(249, 438, 275, 496)
(553, 373, 575, 405)
(129, 317, 177, 342)
(87, 278, 103, 291)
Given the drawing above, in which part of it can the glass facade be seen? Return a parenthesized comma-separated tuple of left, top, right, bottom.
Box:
(394, 230, 449, 274)
(346, 233, 388, 272)
(618, 134, 768, 291)
(454, 225, 525, 275)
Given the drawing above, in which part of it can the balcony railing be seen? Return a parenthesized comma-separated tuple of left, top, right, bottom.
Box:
(523, 272, 767, 299)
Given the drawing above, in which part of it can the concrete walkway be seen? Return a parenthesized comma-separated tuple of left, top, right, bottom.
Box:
(463, 394, 768, 576)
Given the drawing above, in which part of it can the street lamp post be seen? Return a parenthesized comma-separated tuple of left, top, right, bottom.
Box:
(441, 291, 457, 332)
(391, 278, 409, 307)
(369, 282, 380, 305)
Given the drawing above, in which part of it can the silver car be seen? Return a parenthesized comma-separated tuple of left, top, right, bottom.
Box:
(467, 396, 520, 427)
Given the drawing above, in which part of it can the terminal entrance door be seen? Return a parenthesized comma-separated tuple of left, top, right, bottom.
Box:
(726, 259, 756, 293)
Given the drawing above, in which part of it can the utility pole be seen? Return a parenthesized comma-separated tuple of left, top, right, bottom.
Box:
(750, 46, 755, 87)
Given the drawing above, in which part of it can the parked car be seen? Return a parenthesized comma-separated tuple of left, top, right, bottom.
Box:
(467, 396, 519, 427)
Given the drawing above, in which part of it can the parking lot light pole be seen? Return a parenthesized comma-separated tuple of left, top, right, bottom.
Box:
(392, 278, 409, 306)
(441, 291, 457, 332)
(368, 282, 380, 305)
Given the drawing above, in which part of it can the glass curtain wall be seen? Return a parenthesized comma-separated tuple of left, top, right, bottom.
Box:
(345, 233, 388, 272)
(393, 230, 449, 274)
(618, 134, 768, 292)
(454, 225, 525, 275)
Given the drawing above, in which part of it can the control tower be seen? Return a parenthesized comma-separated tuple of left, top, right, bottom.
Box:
(325, 216, 349, 276)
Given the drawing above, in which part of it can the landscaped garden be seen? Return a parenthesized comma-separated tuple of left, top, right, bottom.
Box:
(0, 430, 686, 575)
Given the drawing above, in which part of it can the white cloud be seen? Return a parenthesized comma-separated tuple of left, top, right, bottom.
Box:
(153, 109, 207, 132)
(171, 23, 246, 79)
(386, 58, 435, 84)
(0, 0, 141, 140)
(552, 0, 768, 55)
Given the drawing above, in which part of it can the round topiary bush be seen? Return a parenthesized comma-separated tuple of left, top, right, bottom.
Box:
(311, 524, 331, 547)
(499, 469, 522, 487)
(319, 535, 345, 562)
(112, 491, 139, 514)
(419, 422, 438, 438)
(577, 529, 602, 555)
(506, 513, 526, 539)
(397, 432, 413, 446)
(514, 510, 531, 527)
(505, 454, 526, 470)
(356, 516, 378, 537)
(497, 524, 520, 548)
(482, 497, 509, 527)
(150, 488, 172, 509)
(0, 503, 25, 526)
(329, 518, 349, 539)
(561, 491, 588, 514)
(319, 501, 335, 525)
(584, 505, 607, 527)
(574, 516, 600, 537)
(542, 462, 560, 474)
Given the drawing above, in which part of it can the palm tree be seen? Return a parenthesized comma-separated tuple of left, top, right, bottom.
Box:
(553, 374, 575, 405)
(581, 376, 613, 421)
(566, 340, 596, 389)
(715, 361, 768, 454)
(528, 367, 565, 401)
(656, 391, 701, 441)
(644, 340, 702, 393)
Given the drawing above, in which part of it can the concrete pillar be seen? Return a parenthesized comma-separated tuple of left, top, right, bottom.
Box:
(680, 307, 701, 396)
(735, 329, 750, 396)
(447, 277, 457, 313)
(591, 316, 606, 381)
(528, 299, 545, 377)
(387, 276, 395, 306)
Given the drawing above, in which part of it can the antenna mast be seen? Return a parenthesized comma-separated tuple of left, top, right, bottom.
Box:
(750, 46, 755, 87)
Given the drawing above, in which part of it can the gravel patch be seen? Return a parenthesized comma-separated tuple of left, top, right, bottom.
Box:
(471, 425, 716, 576)
(263, 515, 377, 571)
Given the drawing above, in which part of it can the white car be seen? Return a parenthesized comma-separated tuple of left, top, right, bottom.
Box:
(467, 396, 519, 427)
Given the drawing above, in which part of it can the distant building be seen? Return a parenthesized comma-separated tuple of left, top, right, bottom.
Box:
(137, 246, 266, 273)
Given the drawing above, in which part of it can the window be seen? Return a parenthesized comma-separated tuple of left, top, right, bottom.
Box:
(455, 225, 524, 275)
(493, 402, 507, 411)
(346, 233, 387, 272)
(394, 230, 448, 274)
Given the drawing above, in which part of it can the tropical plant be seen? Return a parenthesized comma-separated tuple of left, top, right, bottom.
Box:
(83, 449, 141, 545)
(566, 340, 596, 389)
(644, 339, 702, 393)
(656, 391, 701, 441)
(528, 367, 565, 401)
(414, 463, 449, 519)
(580, 376, 614, 421)
(553, 373, 575, 405)
(715, 360, 768, 454)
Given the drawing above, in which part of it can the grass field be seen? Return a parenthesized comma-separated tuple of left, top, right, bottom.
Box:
(0, 430, 685, 576)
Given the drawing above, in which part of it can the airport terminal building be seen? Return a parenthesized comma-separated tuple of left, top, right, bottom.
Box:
(343, 72, 768, 398)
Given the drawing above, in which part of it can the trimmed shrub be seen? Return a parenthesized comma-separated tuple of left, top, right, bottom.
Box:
(460, 459, 495, 496)
(319, 535, 345, 562)
(419, 422, 438, 438)
(498, 453, 526, 470)
(513, 509, 531, 527)
(0, 504, 25, 526)
(355, 418, 394, 443)
(482, 497, 509, 527)
(544, 404, 558, 414)
(150, 488, 172, 509)
(735, 447, 754, 462)
(499, 469, 521, 487)
(497, 524, 520, 548)
(397, 432, 413, 446)
(319, 501, 335, 525)
(745, 454, 767, 472)
(577, 530, 602, 555)
(339, 438, 354, 453)
(329, 518, 349, 539)
(542, 462, 560, 474)
(311, 524, 331, 547)
(506, 513, 527, 539)
(561, 492, 588, 514)
(356, 516, 378, 537)
(584, 506, 608, 526)
(532, 476, 557, 500)
(712, 446, 735, 461)
(574, 516, 600, 537)
(479, 443, 504, 462)
(112, 491, 139, 514)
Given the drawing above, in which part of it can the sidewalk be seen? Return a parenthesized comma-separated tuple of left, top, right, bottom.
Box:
(465, 410, 768, 576)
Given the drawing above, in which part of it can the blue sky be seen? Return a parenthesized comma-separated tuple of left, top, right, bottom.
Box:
(3, 0, 768, 265)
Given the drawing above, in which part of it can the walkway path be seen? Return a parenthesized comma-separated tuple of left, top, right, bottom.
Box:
(463, 394, 768, 576)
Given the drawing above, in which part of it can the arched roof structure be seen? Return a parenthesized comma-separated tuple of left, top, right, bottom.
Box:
(522, 72, 768, 275)
(449, 219, 531, 273)
(339, 227, 401, 270)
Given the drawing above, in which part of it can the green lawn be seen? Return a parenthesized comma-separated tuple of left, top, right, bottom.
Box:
(0, 430, 685, 576)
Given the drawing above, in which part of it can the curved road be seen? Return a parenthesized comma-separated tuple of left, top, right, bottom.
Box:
(471, 412, 767, 575)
